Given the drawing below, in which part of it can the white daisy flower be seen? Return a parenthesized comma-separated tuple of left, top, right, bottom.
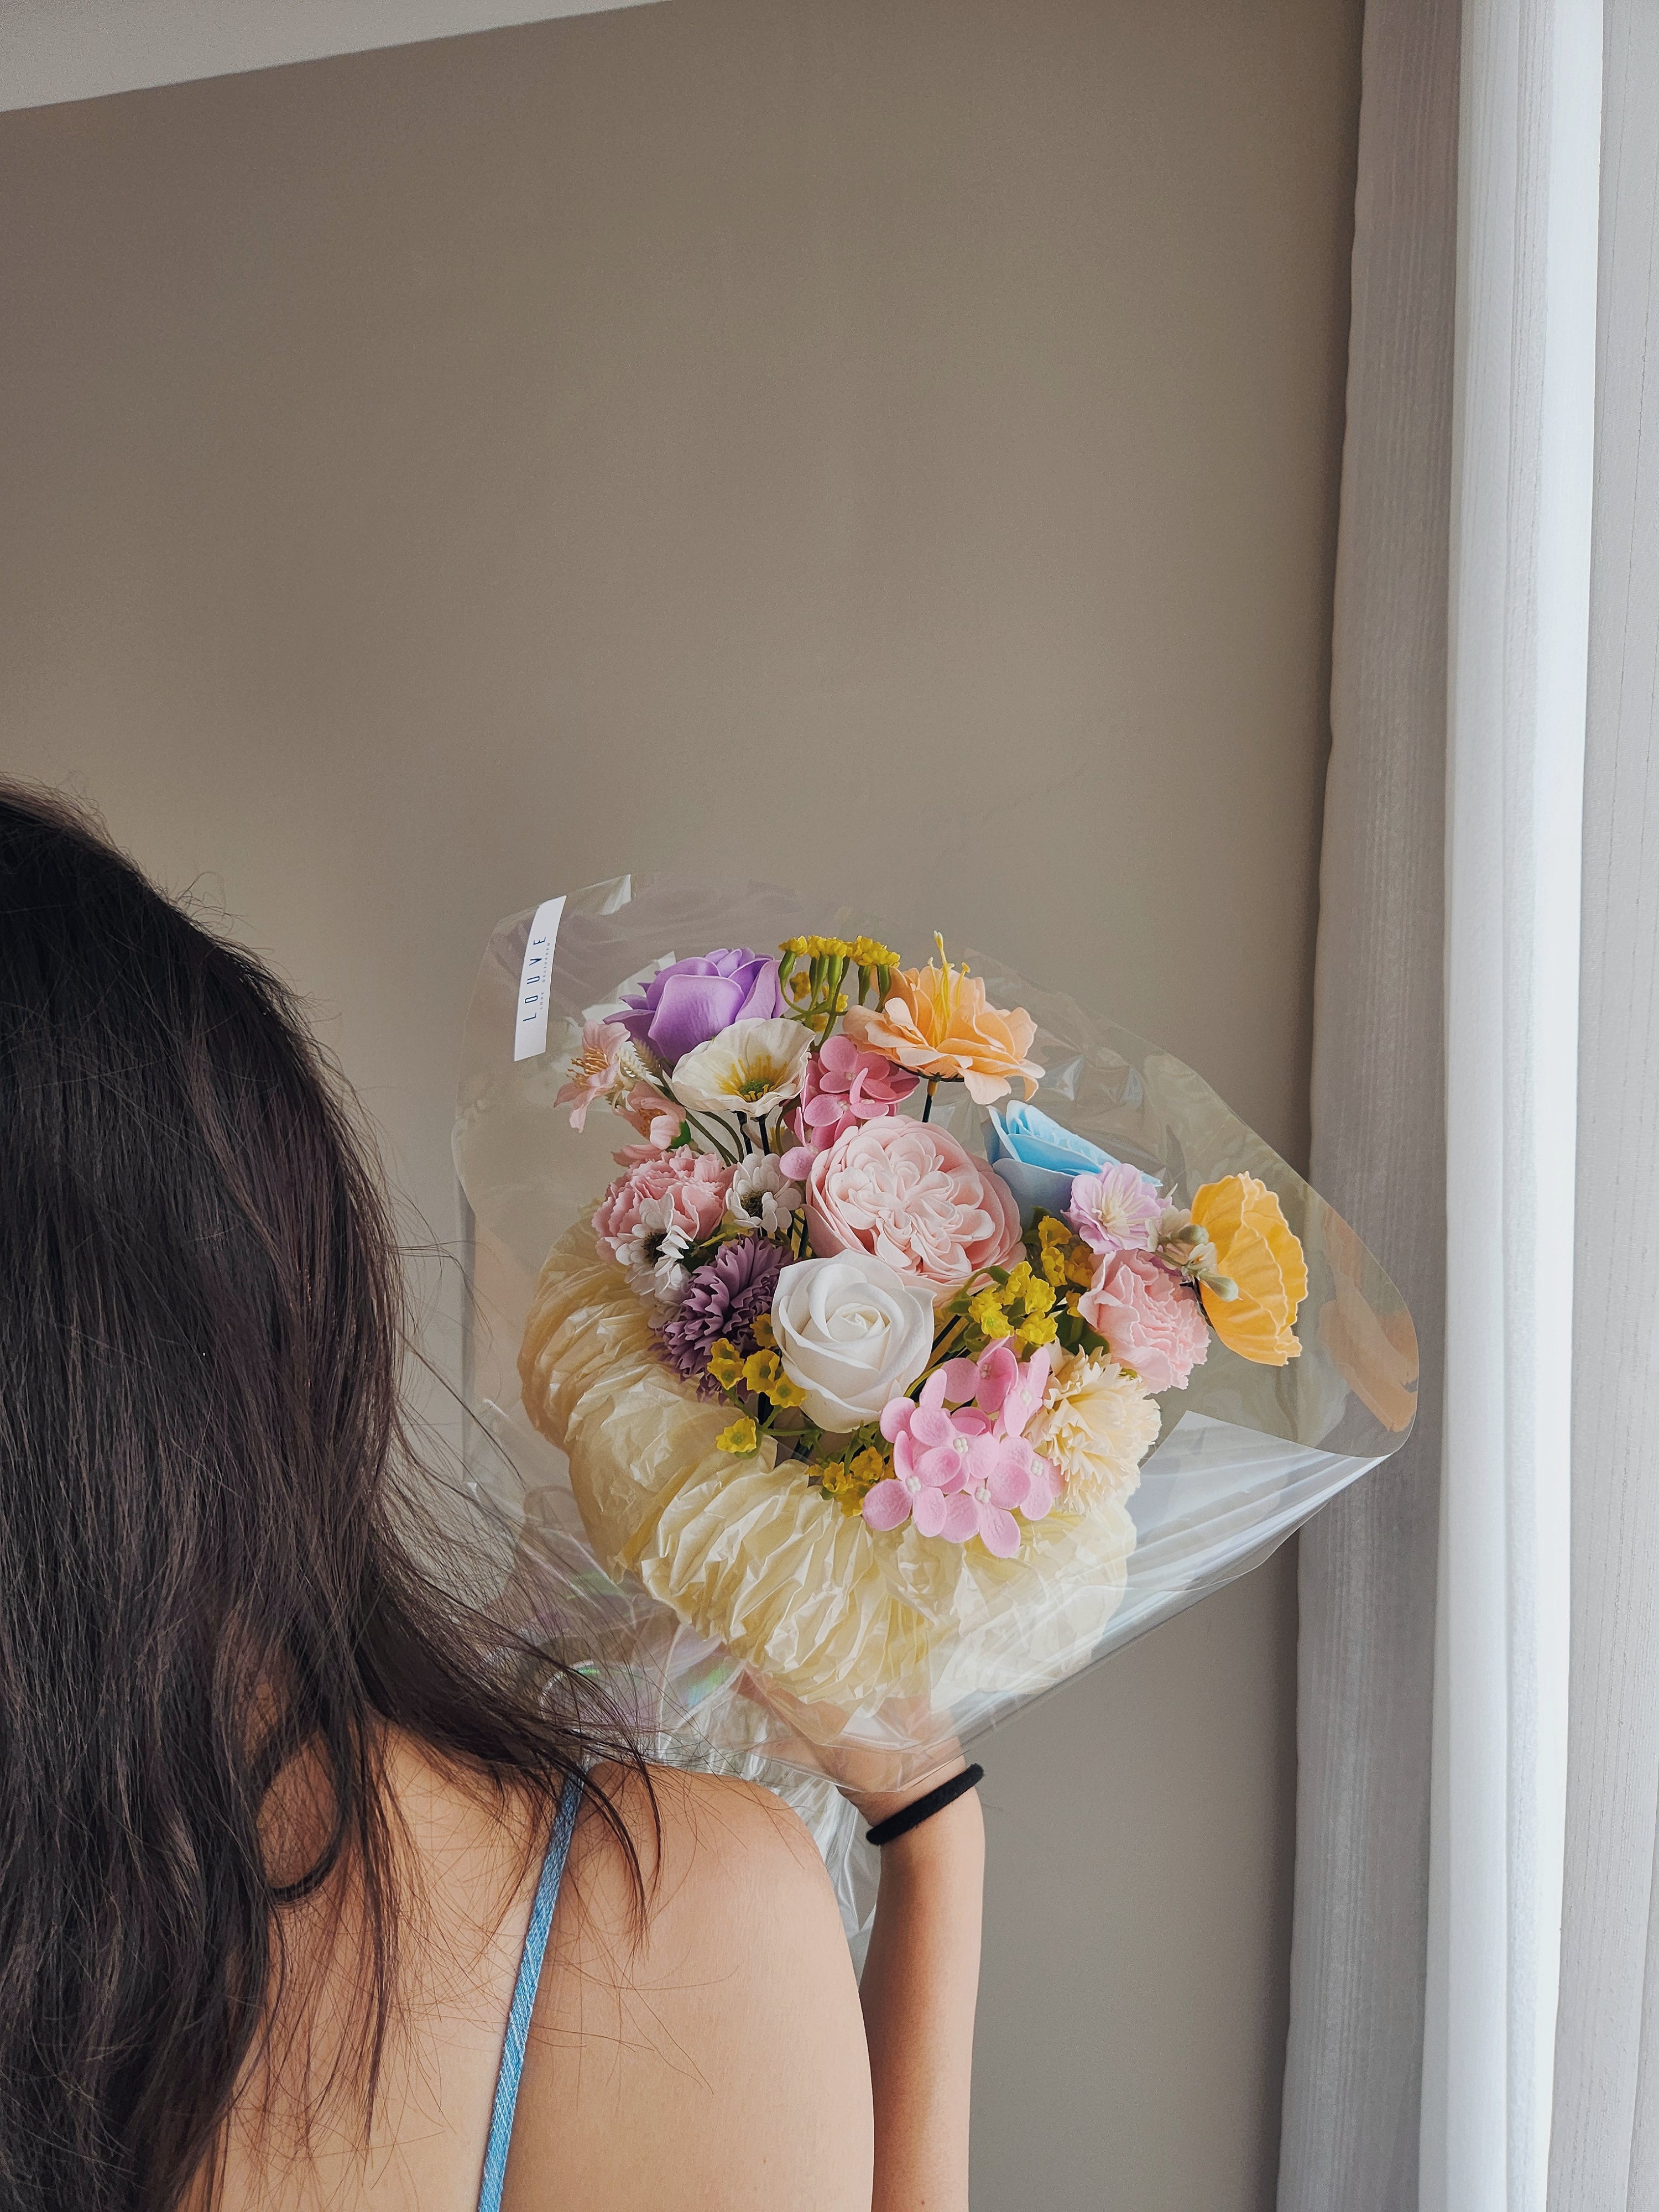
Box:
(726, 1152, 806, 1239)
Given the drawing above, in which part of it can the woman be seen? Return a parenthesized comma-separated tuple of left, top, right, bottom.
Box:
(0, 787, 984, 2212)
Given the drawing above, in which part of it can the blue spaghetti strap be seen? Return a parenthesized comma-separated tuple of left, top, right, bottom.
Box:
(477, 1771, 585, 2212)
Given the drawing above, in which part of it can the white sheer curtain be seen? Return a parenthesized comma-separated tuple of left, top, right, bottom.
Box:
(1545, 6, 1659, 2200)
(1284, 0, 1659, 2201)
(1420, 2, 1601, 2208)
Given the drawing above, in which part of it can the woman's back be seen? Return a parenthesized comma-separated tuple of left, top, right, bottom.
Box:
(211, 1744, 872, 2212)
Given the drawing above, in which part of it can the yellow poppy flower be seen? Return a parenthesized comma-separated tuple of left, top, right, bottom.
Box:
(1189, 1173, 1308, 1365)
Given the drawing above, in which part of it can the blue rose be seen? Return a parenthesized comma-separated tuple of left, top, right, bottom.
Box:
(984, 1103, 1114, 1224)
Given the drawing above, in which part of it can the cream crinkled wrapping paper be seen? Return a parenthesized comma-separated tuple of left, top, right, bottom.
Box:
(519, 1222, 1137, 1730)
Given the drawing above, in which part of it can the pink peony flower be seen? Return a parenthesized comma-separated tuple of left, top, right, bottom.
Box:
(1078, 1247, 1211, 1392)
(863, 1346, 1060, 1556)
(806, 1119, 1022, 1297)
(790, 1034, 919, 1156)
(593, 1147, 733, 1286)
(1067, 1161, 1165, 1257)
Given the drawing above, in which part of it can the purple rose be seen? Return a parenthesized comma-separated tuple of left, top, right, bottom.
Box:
(615, 947, 784, 1068)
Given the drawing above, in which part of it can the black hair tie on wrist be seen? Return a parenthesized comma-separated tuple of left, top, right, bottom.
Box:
(864, 1762, 984, 1847)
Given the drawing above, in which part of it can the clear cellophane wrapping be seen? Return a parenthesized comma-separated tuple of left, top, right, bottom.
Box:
(454, 874, 1416, 1942)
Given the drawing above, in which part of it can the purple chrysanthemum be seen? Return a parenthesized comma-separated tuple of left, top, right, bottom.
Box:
(655, 1235, 789, 1390)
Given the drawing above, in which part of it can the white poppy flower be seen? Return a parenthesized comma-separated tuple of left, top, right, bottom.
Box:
(670, 1018, 813, 1119)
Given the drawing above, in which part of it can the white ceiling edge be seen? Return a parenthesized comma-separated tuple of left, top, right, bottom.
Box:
(1, 0, 667, 114)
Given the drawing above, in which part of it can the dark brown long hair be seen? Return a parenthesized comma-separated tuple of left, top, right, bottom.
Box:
(0, 787, 649, 2211)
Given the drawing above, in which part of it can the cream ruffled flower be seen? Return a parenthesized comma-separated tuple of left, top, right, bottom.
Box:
(671, 1017, 814, 1118)
(1025, 1347, 1160, 1511)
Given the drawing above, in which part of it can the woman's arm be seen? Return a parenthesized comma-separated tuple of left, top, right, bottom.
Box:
(851, 1767, 984, 2212)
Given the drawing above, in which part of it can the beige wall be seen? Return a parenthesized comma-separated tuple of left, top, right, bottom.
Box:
(0, 2, 1360, 2203)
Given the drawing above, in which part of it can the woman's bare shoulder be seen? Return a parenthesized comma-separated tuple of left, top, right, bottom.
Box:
(502, 1766, 873, 2212)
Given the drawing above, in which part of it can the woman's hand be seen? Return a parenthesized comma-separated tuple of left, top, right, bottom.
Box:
(732, 1670, 968, 1813)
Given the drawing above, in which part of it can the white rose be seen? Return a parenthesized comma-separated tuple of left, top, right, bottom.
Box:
(771, 1254, 935, 1433)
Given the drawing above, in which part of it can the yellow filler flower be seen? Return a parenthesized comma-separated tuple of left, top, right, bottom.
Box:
(707, 1338, 746, 1392)
(1188, 1173, 1308, 1365)
(715, 1413, 759, 1455)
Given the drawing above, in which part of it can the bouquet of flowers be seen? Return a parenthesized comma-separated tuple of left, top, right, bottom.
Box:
(455, 876, 1415, 1790)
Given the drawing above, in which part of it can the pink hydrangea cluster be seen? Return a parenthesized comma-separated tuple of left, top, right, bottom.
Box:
(785, 1034, 917, 1159)
(863, 1343, 1060, 1558)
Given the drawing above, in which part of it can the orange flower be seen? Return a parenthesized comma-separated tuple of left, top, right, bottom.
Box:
(1188, 1173, 1307, 1365)
(841, 948, 1043, 1105)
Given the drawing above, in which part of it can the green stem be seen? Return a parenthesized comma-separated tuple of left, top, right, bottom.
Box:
(696, 1114, 740, 1164)
(917, 1315, 969, 1385)
(659, 1078, 740, 1164)
(921, 1078, 938, 1123)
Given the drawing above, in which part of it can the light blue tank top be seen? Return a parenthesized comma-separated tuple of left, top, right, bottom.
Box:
(477, 1771, 585, 2212)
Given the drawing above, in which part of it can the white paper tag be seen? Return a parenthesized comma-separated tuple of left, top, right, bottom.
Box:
(513, 896, 566, 1062)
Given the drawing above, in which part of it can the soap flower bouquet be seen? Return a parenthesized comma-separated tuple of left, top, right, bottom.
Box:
(452, 873, 1418, 1828)
(553, 934, 1306, 1550)
(505, 923, 1319, 1772)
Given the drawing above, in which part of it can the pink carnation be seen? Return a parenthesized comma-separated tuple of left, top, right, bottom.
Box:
(593, 1146, 733, 1267)
(790, 1034, 918, 1155)
(1078, 1248, 1210, 1392)
(806, 1118, 1022, 1296)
